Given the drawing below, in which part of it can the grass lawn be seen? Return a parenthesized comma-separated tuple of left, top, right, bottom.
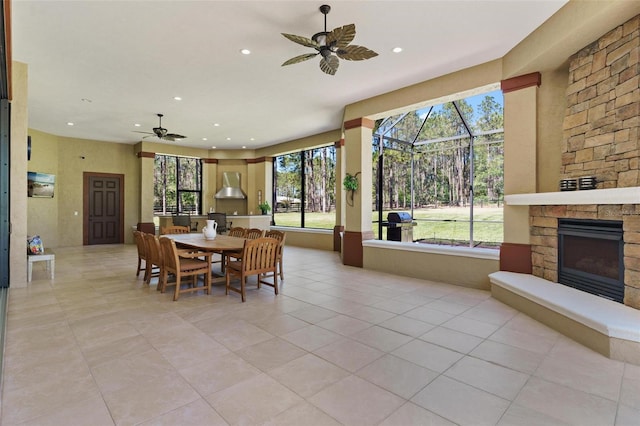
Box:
(273, 206, 503, 245)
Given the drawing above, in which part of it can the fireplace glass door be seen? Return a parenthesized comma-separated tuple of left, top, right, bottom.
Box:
(557, 219, 624, 302)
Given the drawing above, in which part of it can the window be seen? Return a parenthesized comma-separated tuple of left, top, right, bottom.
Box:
(154, 154, 202, 215)
(274, 146, 336, 229)
(374, 90, 504, 247)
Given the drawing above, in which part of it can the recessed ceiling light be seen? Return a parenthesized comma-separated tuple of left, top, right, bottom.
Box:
(392, 47, 403, 53)
(240, 49, 251, 55)
(250, 138, 255, 141)
(134, 123, 141, 127)
(67, 122, 74, 126)
(213, 123, 220, 127)
(173, 96, 182, 101)
(202, 138, 208, 141)
(211, 146, 217, 149)
(226, 137, 231, 141)
(242, 146, 246, 149)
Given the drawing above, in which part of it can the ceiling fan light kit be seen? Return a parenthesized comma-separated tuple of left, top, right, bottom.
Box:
(282, 4, 378, 75)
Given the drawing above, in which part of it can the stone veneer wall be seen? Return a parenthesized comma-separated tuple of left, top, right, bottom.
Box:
(530, 205, 640, 309)
(528, 14, 640, 310)
(561, 15, 640, 188)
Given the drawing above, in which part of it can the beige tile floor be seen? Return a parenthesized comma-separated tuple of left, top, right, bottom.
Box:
(2, 244, 639, 426)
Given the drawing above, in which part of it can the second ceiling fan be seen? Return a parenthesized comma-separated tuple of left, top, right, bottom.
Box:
(134, 113, 187, 142)
(281, 4, 378, 75)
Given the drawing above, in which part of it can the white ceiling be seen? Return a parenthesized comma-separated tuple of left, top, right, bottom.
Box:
(12, 0, 567, 151)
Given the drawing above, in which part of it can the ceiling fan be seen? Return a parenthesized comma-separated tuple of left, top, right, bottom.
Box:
(281, 4, 378, 75)
(134, 113, 186, 142)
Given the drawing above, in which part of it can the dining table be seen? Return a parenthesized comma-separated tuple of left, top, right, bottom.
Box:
(163, 233, 246, 283)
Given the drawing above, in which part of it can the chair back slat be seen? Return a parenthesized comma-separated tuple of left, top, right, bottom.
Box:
(245, 228, 265, 240)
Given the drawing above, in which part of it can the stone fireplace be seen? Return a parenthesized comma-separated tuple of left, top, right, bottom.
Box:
(528, 14, 640, 310)
(530, 204, 639, 308)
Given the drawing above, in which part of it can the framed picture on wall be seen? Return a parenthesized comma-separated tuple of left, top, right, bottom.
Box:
(27, 172, 55, 198)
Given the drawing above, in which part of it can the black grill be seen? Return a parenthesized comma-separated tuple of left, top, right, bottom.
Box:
(383, 212, 416, 242)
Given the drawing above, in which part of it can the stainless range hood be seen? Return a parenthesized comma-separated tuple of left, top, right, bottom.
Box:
(215, 172, 247, 199)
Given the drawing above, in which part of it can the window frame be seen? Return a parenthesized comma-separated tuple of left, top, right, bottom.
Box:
(153, 154, 203, 215)
(273, 145, 336, 230)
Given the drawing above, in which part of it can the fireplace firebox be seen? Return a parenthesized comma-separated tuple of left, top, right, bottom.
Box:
(557, 219, 624, 303)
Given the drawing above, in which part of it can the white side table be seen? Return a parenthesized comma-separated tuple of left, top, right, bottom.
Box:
(27, 251, 55, 282)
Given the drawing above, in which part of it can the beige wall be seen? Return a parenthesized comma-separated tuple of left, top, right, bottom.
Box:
(281, 230, 334, 251)
(537, 69, 567, 193)
(26, 129, 59, 248)
(363, 246, 498, 290)
(58, 137, 140, 246)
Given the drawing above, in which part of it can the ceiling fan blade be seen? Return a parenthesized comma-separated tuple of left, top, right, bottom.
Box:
(336, 45, 378, 61)
(319, 55, 339, 75)
(281, 33, 319, 49)
(164, 133, 186, 141)
(132, 131, 154, 135)
(282, 53, 318, 66)
(327, 24, 356, 49)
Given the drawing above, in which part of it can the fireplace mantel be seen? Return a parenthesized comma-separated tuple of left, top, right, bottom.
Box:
(505, 187, 640, 206)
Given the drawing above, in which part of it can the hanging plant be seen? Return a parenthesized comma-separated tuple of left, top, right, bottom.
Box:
(343, 173, 359, 191)
(343, 172, 360, 206)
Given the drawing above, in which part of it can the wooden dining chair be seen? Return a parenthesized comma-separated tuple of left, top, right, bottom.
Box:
(227, 227, 246, 238)
(142, 232, 163, 286)
(133, 231, 148, 279)
(264, 230, 286, 280)
(219, 227, 246, 270)
(160, 225, 190, 235)
(225, 237, 279, 302)
(245, 228, 265, 240)
(159, 236, 213, 301)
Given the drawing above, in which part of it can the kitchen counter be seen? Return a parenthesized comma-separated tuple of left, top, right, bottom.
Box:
(226, 215, 271, 230)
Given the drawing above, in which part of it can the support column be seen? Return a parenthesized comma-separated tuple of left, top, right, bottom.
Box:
(342, 118, 374, 267)
(500, 72, 540, 273)
(333, 139, 344, 252)
(137, 151, 155, 223)
(246, 157, 273, 217)
(203, 158, 218, 214)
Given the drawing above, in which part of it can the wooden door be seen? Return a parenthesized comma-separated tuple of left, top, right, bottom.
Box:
(84, 173, 124, 245)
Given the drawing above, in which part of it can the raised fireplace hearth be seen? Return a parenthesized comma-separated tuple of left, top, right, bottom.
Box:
(558, 219, 624, 303)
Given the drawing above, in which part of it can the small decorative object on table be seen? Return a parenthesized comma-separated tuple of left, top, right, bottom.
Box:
(202, 219, 218, 240)
(258, 201, 271, 215)
(27, 235, 44, 254)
